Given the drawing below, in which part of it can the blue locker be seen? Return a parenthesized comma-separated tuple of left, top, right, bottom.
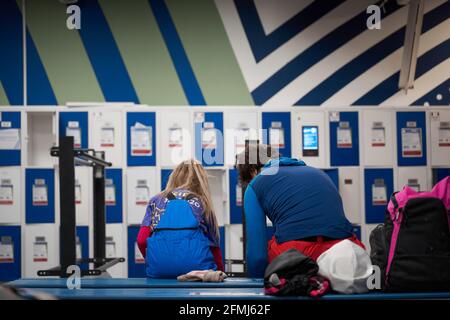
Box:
(59, 112, 88, 148)
(195, 112, 224, 167)
(364, 168, 394, 224)
(105, 168, 123, 223)
(322, 168, 339, 191)
(128, 225, 146, 278)
(25, 168, 55, 223)
(229, 169, 243, 224)
(329, 111, 359, 166)
(433, 168, 450, 186)
(0, 226, 21, 281)
(127, 112, 156, 166)
(76, 226, 89, 270)
(397, 111, 427, 166)
(262, 112, 291, 157)
(219, 226, 225, 268)
(160, 169, 173, 191)
(352, 225, 361, 240)
(0, 111, 21, 166)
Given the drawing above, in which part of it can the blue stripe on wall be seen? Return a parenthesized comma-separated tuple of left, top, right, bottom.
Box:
(26, 31, 57, 105)
(148, 0, 206, 106)
(354, 38, 450, 105)
(250, 0, 401, 105)
(77, 0, 139, 103)
(234, 0, 345, 62)
(0, 0, 23, 105)
(412, 78, 450, 106)
(296, 1, 449, 106)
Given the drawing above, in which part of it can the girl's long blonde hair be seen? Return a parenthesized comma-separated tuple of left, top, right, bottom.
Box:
(162, 159, 219, 238)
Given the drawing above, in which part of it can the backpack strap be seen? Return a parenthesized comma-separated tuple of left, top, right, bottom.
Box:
(390, 192, 399, 211)
(390, 192, 402, 221)
(166, 191, 197, 201)
(166, 192, 176, 201)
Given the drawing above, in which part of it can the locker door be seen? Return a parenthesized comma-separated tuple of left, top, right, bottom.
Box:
(24, 224, 58, 277)
(160, 169, 173, 191)
(0, 167, 21, 224)
(362, 110, 394, 166)
(397, 111, 427, 166)
(0, 111, 21, 166)
(0, 226, 21, 281)
(126, 168, 157, 225)
(430, 110, 450, 166)
(293, 111, 327, 168)
(224, 111, 258, 166)
(397, 167, 429, 192)
(74, 167, 91, 225)
(329, 111, 359, 166)
(364, 169, 394, 224)
(127, 112, 156, 166)
(339, 167, 361, 224)
(228, 169, 243, 224)
(105, 168, 123, 223)
(91, 111, 123, 167)
(159, 110, 192, 167)
(25, 168, 55, 224)
(127, 225, 146, 278)
(194, 112, 224, 167)
(105, 224, 126, 277)
(262, 112, 291, 157)
(59, 111, 88, 149)
(76, 226, 89, 271)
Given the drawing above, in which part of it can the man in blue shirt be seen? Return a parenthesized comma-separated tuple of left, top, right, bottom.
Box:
(236, 144, 364, 277)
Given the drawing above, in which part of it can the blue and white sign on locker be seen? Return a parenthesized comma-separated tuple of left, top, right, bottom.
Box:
(128, 226, 146, 277)
(25, 168, 55, 223)
(0, 111, 21, 166)
(127, 112, 156, 166)
(195, 112, 224, 167)
(76, 226, 89, 270)
(0, 226, 21, 281)
(161, 169, 173, 191)
(397, 112, 427, 166)
(262, 112, 291, 157)
(229, 169, 243, 224)
(364, 169, 394, 224)
(59, 112, 88, 148)
(329, 111, 359, 166)
(105, 169, 123, 223)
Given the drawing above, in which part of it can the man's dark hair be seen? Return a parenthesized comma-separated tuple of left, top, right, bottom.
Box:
(235, 143, 280, 184)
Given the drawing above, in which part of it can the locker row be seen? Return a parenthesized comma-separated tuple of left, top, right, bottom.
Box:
(1, 166, 449, 226)
(0, 108, 449, 168)
(0, 223, 366, 281)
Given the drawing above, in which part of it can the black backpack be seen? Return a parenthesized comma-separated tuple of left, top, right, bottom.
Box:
(370, 195, 450, 292)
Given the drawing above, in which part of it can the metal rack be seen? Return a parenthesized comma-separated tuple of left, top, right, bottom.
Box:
(38, 136, 124, 278)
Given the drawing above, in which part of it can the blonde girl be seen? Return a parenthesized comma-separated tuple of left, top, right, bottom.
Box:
(137, 159, 223, 277)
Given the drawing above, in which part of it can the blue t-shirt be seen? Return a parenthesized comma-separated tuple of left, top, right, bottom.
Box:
(244, 157, 354, 277)
(249, 158, 353, 243)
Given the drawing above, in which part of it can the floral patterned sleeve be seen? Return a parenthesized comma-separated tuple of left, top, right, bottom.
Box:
(141, 196, 155, 228)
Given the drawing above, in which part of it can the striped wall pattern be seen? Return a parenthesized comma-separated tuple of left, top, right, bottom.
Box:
(0, 0, 449, 106)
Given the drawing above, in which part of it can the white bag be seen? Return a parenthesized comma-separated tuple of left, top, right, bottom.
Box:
(317, 239, 373, 294)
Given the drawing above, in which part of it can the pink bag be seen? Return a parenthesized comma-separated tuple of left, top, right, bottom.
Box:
(385, 176, 450, 288)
